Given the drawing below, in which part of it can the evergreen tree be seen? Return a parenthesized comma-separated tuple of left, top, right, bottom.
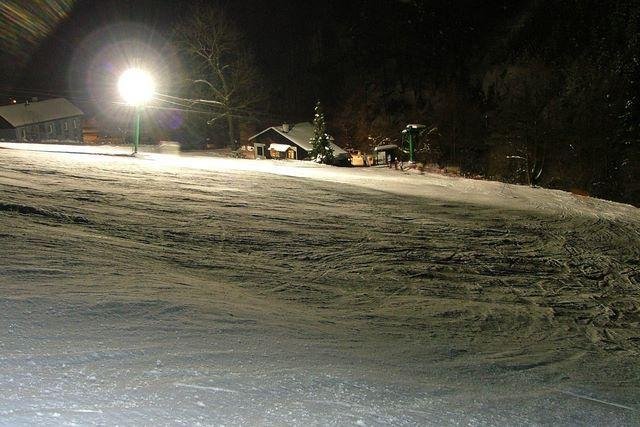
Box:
(309, 101, 334, 164)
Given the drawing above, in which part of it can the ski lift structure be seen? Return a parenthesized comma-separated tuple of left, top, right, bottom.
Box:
(401, 123, 426, 164)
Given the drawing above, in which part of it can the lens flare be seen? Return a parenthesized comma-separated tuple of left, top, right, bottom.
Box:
(0, 0, 75, 65)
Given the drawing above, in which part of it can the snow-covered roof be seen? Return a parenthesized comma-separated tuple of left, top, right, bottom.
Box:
(268, 143, 293, 152)
(374, 144, 398, 152)
(0, 98, 83, 128)
(249, 122, 346, 155)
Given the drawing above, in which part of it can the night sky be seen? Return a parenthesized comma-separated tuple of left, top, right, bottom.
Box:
(5, 1, 201, 108)
(3, 0, 504, 118)
(3, 0, 335, 117)
(3, 0, 434, 117)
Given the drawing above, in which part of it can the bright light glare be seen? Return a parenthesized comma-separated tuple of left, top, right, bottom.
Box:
(118, 68, 155, 106)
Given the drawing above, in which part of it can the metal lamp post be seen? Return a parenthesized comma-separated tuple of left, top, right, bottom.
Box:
(133, 107, 141, 154)
(402, 124, 426, 164)
(118, 68, 155, 155)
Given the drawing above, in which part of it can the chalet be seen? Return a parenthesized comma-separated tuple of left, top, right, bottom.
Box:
(249, 122, 347, 160)
(0, 98, 84, 143)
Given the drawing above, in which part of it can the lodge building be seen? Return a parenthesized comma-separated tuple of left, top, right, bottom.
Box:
(249, 122, 346, 160)
(0, 98, 84, 143)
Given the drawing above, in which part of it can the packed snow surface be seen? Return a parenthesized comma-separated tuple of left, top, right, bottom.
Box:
(0, 143, 639, 425)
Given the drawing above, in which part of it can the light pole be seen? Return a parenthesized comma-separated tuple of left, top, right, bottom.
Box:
(118, 68, 155, 154)
(402, 124, 426, 164)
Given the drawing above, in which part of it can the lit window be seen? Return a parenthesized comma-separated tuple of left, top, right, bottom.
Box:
(73, 119, 77, 129)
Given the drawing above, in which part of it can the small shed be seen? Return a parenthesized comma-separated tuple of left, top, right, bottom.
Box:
(374, 144, 399, 164)
(249, 122, 346, 160)
(0, 98, 84, 143)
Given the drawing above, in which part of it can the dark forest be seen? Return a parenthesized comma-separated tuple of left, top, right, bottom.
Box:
(236, 0, 639, 205)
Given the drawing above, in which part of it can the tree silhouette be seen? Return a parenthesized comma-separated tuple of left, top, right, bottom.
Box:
(172, 3, 264, 148)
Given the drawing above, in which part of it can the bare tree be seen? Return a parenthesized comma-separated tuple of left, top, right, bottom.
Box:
(173, 3, 263, 148)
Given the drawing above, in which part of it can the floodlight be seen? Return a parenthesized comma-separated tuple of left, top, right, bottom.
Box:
(118, 68, 155, 106)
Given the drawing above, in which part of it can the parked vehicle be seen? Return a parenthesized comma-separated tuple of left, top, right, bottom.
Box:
(347, 149, 370, 167)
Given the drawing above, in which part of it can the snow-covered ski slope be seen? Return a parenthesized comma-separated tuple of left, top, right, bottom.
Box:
(0, 143, 638, 425)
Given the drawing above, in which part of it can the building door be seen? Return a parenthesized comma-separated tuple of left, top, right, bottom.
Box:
(255, 143, 265, 159)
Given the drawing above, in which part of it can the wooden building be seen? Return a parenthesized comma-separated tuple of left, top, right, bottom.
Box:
(374, 144, 399, 165)
(249, 122, 347, 160)
(0, 98, 84, 143)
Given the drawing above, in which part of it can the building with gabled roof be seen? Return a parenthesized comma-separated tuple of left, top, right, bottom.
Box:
(249, 122, 346, 160)
(0, 98, 84, 143)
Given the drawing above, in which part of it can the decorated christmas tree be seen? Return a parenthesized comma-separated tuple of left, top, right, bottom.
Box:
(309, 101, 334, 164)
